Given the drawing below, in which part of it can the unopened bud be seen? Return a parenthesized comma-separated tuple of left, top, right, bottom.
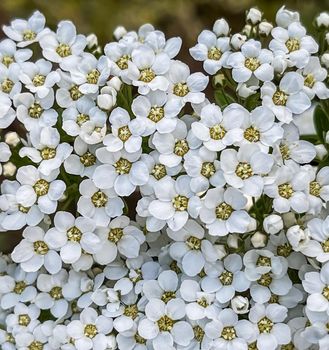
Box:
(286, 225, 309, 251)
(263, 214, 283, 234)
(246, 8, 262, 25)
(4, 132, 20, 147)
(251, 231, 267, 248)
(113, 26, 127, 40)
(231, 295, 249, 314)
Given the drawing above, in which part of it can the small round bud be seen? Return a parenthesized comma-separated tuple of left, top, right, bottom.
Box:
(276, 6, 300, 28)
(263, 214, 283, 234)
(113, 26, 127, 40)
(259, 21, 273, 36)
(237, 83, 258, 98)
(231, 296, 249, 314)
(286, 225, 309, 251)
(316, 12, 329, 28)
(227, 234, 239, 249)
(97, 86, 117, 111)
(213, 18, 230, 36)
(246, 8, 262, 25)
(231, 33, 247, 50)
(4, 131, 20, 147)
(2, 162, 16, 177)
(86, 33, 98, 48)
(315, 144, 327, 160)
(108, 76, 122, 91)
(321, 53, 329, 69)
(251, 231, 267, 248)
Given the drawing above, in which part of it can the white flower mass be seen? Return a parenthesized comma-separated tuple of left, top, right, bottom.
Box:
(1, 6, 329, 350)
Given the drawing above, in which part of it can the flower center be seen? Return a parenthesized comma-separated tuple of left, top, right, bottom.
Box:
(1, 78, 14, 93)
(41, 147, 56, 160)
(148, 106, 164, 122)
(56, 43, 72, 57)
(67, 226, 82, 242)
(322, 286, 329, 300)
(50, 286, 63, 300)
(134, 333, 146, 344)
(33, 179, 49, 196)
(2, 55, 14, 67)
(76, 113, 90, 126)
(80, 152, 96, 167)
(215, 202, 233, 220)
(123, 304, 139, 319)
(193, 326, 205, 342)
(118, 125, 132, 141)
(309, 181, 321, 197)
(14, 281, 27, 294)
(256, 256, 271, 267)
(285, 38, 300, 52)
(151, 164, 167, 180)
(245, 57, 261, 71)
(84, 324, 98, 338)
(86, 69, 100, 84)
(201, 162, 216, 178)
(269, 294, 279, 304)
(28, 103, 43, 119)
(23, 30, 36, 41)
(277, 243, 292, 257)
(257, 273, 272, 287)
(304, 74, 316, 88)
(258, 317, 273, 333)
(208, 47, 222, 60)
(281, 343, 295, 350)
(235, 162, 253, 179)
(28, 341, 43, 350)
(197, 297, 209, 307)
(219, 270, 233, 285)
(170, 261, 181, 274)
(186, 236, 202, 250)
(157, 315, 174, 331)
(139, 68, 155, 82)
(248, 342, 258, 350)
(91, 190, 108, 207)
(272, 90, 288, 106)
(108, 227, 124, 243)
(221, 326, 236, 340)
(173, 82, 189, 97)
(69, 85, 83, 100)
(321, 239, 329, 253)
(116, 55, 130, 70)
(279, 144, 290, 160)
(244, 126, 260, 142)
(18, 314, 31, 326)
(6, 333, 15, 344)
(174, 139, 189, 156)
(210, 124, 226, 140)
(114, 157, 132, 174)
(161, 291, 176, 303)
(32, 74, 46, 87)
(33, 241, 49, 255)
(172, 195, 189, 211)
(278, 183, 293, 199)
(19, 205, 30, 213)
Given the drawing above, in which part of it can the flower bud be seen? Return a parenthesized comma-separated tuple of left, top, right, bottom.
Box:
(263, 214, 283, 234)
(246, 8, 262, 25)
(242, 24, 252, 36)
(4, 131, 20, 147)
(286, 225, 309, 251)
(326, 131, 329, 144)
(86, 33, 98, 48)
(231, 296, 249, 314)
(2, 162, 16, 177)
(213, 18, 230, 36)
(237, 83, 258, 98)
(316, 12, 329, 28)
(97, 86, 117, 111)
(321, 53, 329, 69)
(259, 21, 273, 36)
(108, 76, 122, 91)
(227, 234, 239, 249)
(275, 6, 300, 28)
(113, 26, 127, 40)
(251, 231, 267, 248)
(315, 144, 327, 160)
(231, 33, 247, 50)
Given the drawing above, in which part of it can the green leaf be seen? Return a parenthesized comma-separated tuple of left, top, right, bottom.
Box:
(313, 104, 329, 144)
(244, 92, 261, 111)
(214, 89, 235, 108)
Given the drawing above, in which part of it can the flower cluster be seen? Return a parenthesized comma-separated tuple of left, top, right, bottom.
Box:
(1, 6, 329, 350)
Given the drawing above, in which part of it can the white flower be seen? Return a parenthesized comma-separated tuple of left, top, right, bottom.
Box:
(263, 214, 283, 234)
(0, 92, 15, 128)
(270, 22, 318, 68)
(199, 186, 253, 236)
(94, 216, 145, 264)
(15, 165, 65, 215)
(3, 11, 48, 47)
(191, 103, 244, 152)
(132, 91, 180, 136)
(40, 20, 87, 70)
(19, 126, 72, 176)
(19, 59, 60, 98)
(14, 91, 57, 131)
(189, 30, 231, 75)
(248, 303, 291, 350)
(167, 219, 221, 276)
(261, 72, 311, 123)
(167, 60, 208, 106)
(77, 179, 124, 227)
(0, 39, 32, 67)
(0, 142, 11, 175)
(0, 61, 21, 99)
(6, 303, 40, 335)
(67, 307, 113, 350)
(220, 144, 274, 196)
(11, 226, 62, 274)
(227, 39, 274, 83)
(202, 254, 251, 304)
(127, 45, 170, 95)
